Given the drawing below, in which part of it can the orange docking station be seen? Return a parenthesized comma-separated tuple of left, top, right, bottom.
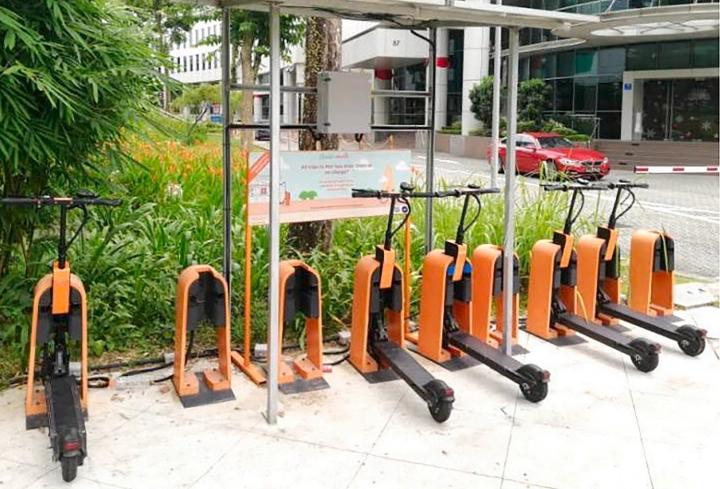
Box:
(408, 185, 549, 403)
(525, 180, 662, 372)
(275, 259, 329, 394)
(173, 265, 235, 408)
(349, 183, 455, 423)
(574, 180, 706, 356)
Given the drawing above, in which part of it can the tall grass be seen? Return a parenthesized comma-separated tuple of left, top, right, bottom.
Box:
(0, 129, 593, 383)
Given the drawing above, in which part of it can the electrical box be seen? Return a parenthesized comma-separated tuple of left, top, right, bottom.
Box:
(316, 71, 371, 134)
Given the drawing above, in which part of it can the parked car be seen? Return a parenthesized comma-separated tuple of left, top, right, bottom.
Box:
(487, 132, 610, 179)
(255, 122, 270, 141)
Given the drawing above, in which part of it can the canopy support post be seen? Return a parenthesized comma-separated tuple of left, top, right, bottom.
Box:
(425, 27, 437, 253)
(502, 27, 519, 356)
(265, 2, 281, 425)
(490, 3, 502, 189)
(221, 7, 232, 289)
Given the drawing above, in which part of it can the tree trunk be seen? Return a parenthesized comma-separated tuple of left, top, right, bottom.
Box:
(287, 17, 341, 253)
(239, 35, 255, 150)
(153, 4, 169, 111)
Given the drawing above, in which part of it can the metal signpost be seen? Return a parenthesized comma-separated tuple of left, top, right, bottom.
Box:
(187, 0, 597, 425)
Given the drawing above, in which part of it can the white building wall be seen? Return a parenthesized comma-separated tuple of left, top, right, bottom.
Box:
(168, 20, 223, 84)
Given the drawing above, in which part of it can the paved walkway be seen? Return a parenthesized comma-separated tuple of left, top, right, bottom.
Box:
(1, 302, 718, 488)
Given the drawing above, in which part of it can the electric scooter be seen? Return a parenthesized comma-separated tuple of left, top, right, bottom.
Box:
(412, 186, 550, 402)
(1, 193, 120, 482)
(575, 180, 706, 356)
(525, 181, 662, 372)
(349, 184, 455, 423)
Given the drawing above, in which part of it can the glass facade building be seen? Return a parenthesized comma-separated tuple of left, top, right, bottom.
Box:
(442, 1, 719, 140)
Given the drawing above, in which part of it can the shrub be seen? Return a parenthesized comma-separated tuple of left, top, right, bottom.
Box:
(0, 130, 587, 385)
(0, 0, 164, 276)
(440, 120, 462, 135)
(469, 76, 496, 128)
(518, 79, 552, 127)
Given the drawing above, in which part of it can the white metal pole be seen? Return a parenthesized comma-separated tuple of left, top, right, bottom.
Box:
(490, 2, 502, 189)
(266, 2, 281, 425)
(221, 8, 232, 289)
(425, 27, 437, 253)
(502, 28, 519, 356)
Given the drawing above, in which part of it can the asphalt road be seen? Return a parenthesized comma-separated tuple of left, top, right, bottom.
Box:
(412, 152, 720, 280)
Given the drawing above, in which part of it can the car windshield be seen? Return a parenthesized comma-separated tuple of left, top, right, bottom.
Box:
(537, 136, 574, 149)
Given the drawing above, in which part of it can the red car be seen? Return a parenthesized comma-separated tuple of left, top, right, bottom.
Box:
(488, 132, 610, 179)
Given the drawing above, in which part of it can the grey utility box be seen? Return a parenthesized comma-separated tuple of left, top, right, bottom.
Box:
(316, 71, 371, 134)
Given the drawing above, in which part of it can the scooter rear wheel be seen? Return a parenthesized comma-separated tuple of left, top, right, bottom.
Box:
(425, 380, 454, 423)
(677, 326, 706, 357)
(629, 338, 660, 373)
(518, 364, 549, 403)
(61, 456, 78, 482)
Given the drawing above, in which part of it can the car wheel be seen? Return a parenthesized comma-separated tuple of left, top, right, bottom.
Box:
(498, 157, 505, 174)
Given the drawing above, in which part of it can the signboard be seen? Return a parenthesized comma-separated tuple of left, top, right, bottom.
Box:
(247, 150, 415, 225)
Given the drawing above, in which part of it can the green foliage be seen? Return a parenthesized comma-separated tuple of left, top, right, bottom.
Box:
(0, 128, 581, 384)
(0, 0, 164, 276)
(124, 0, 200, 52)
(440, 121, 462, 135)
(170, 83, 242, 114)
(298, 191, 318, 200)
(469, 76, 496, 128)
(518, 79, 553, 128)
(467, 77, 551, 133)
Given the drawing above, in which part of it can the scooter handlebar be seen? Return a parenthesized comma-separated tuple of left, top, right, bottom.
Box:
(607, 179, 649, 190)
(351, 185, 500, 199)
(0, 195, 122, 207)
(541, 181, 608, 192)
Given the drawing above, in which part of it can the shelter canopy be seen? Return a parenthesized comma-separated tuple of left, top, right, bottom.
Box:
(182, 0, 598, 33)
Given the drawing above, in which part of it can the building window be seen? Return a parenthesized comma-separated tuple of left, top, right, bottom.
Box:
(671, 78, 719, 141)
(557, 51, 574, 77)
(575, 49, 597, 76)
(693, 39, 719, 68)
(574, 77, 597, 113)
(626, 43, 658, 71)
(597, 76, 622, 111)
(597, 47, 625, 75)
(196, 54, 200, 72)
(446, 29, 464, 126)
(555, 78, 573, 111)
(658, 41, 691, 70)
(597, 112, 621, 139)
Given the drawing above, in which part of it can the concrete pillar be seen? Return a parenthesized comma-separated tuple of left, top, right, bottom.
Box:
(373, 68, 392, 125)
(461, 26, 491, 136)
(621, 72, 644, 141)
(434, 28, 449, 129)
